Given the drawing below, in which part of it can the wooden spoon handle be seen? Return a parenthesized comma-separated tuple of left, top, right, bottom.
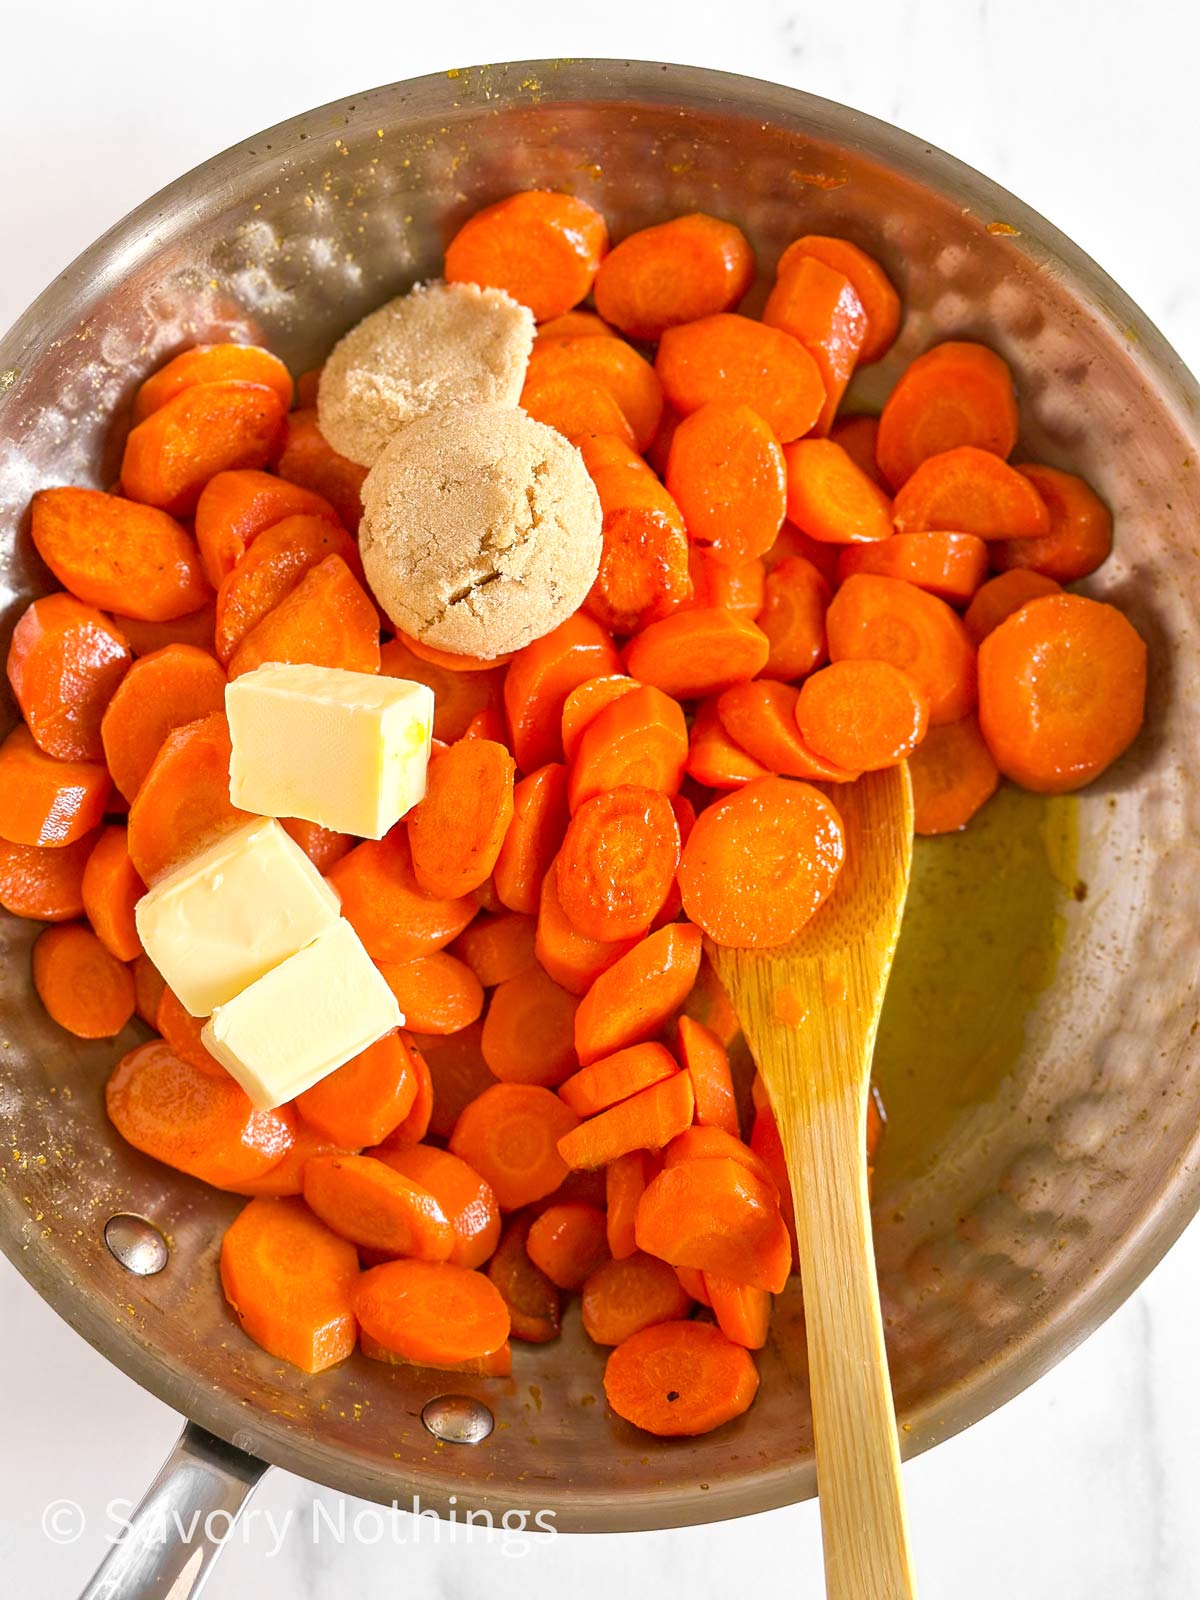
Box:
(787, 1092, 916, 1600)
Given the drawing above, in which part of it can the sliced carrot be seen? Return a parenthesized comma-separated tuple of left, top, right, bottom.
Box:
(536, 310, 617, 342)
(830, 413, 887, 487)
(605, 1150, 653, 1260)
(126, 712, 250, 883)
(377, 1038, 435, 1146)
(826, 572, 977, 725)
(778, 235, 900, 364)
(665, 402, 787, 563)
(133, 344, 294, 423)
(491, 762, 569, 916)
(0, 832, 93, 922)
(523, 335, 663, 450)
(877, 341, 1019, 490)
(678, 776, 845, 949)
(623, 608, 769, 701)
(526, 1202, 609, 1290)
(450, 911, 537, 989)
(227, 554, 379, 679)
(373, 1144, 501, 1270)
(686, 697, 769, 789)
(504, 612, 620, 773)
(328, 826, 476, 963)
(557, 786, 680, 942)
(581, 1251, 693, 1347)
(359, 1332, 511, 1376)
(280, 817, 353, 875)
(521, 373, 637, 449)
(559, 1041, 679, 1119)
(675, 1016, 738, 1136)
(656, 313, 825, 443)
(30, 488, 211, 621)
(604, 1318, 759, 1436)
(131, 952, 166, 1027)
(978, 593, 1147, 793)
(193, 468, 342, 588)
(220, 1196, 358, 1373)
(394, 630, 512, 674)
(112, 603, 217, 658)
(796, 660, 930, 771)
(33, 922, 135, 1038)
(578, 435, 692, 635)
(574, 923, 703, 1065)
(296, 1030, 420, 1146)
(355, 1258, 510, 1364)
(408, 738, 515, 899)
(561, 676, 640, 764)
(706, 1275, 771, 1349)
(100, 643, 227, 801)
(838, 530, 988, 604)
(763, 255, 867, 435)
(557, 1072, 694, 1173)
(567, 682, 688, 812)
(754, 556, 831, 682)
(378, 952, 484, 1036)
(688, 549, 766, 618)
(715, 679, 858, 781)
(535, 853, 637, 995)
(662, 1125, 777, 1191)
(276, 408, 368, 531)
(481, 964, 580, 1086)
(893, 446, 1050, 540)
(594, 213, 754, 341)
(784, 438, 893, 544)
(106, 1038, 294, 1185)
(991, 464, 1113, 582)
(0, 725, 111, 848)
(224, 1117, 346, 1198)
(214, 514, 360, 663)
(635, 1156, 790, 1292)
(445, 189, 608, 321)
(156, 985, 223, 1075)
(303, 1152, 455, 1258)
(81, 825, 144, 961)
(908, 715, 1000, 834)
(121, 381, 287, 515)
(449, 1082, 579, 1210)
(7, 594, 131, 762)
(487, 1211, 563, 1341)
(405, 1021, 493, 1139)
(963, 570, 1063, 645)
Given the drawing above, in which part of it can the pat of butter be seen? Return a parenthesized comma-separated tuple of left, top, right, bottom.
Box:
(134, 817, 342, 1018)
(201, 918, 403, 1109)
(226, 662, 434, 839)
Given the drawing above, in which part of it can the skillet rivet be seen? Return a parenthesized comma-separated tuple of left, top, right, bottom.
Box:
(103, 1213, 169, 1276)
(421, 1394, 494, 1444)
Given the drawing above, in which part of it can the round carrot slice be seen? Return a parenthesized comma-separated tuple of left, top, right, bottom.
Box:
(561, 676, 640, 764)
(777, 235, 901, 364)
(582, 1251, 693, 1346)
(756, 556, 830, 682)
(963, 569, 1062, 645)
(686, 698, 770, 790)
(826, 572, 977, 726)
(795, 660, 930, 771)
(559, 1041, 679, 1119)
(100, 643, 227, 801)
(276, 408, 368, 533)
(214, 513, 359, 663)
(121, 381, 287, 516)
(444, 190, 608, 322)
(557, 786, 681, 942)
(194, 467, 342, 588)
(578, 435, 692, 636)
(126, 712, 251, 884)
(373, 1144, 501, 1270)
(302, 1153, 455, 1258)
(991, 464, 1113, 582)
(666, 402, 787, 565)
(505, 612, 620, 772)
(876, 341, 1019, 490)
(762, 256, 867, 435)
(0, 726, 111, 848)
(0, 832, 93, 922)
(33, 922, 135, 1038)
(521, 374, 636, 450)
(523, 336, 663, 450)
(133, 343, 294, 422)
(81, 824, 144, 961)
(908, 716, 1000, 834)
(594, 214, 755, 341)
(837, 531, 989, 605)
(623, 609, 770, 702)
(481, 964, 580, 1087)
(715, 679, 858, 781)
(449, 1082, 580, 1210)
(573, 923, 703, 1065)
(784, 439, 893, 544)
(892, 445, 1051, 539)
(526, 1202, 610, 1290)
(567, 683, 688, 811)
(354, 1258, 510, 1364)
(7, 594, 131, 762)
(408, 738, 515, 900)
(678, 776, 845, 949)
(377, 952, 484, 1036)
(328, 828, 476, 964)
(535, 854, 637, 995)
(656, 313, 825, 443)
(635, 1156, 790, 1292)
(604, 1318, 760, 1436)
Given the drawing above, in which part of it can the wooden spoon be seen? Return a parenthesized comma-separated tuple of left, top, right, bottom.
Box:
(709, 762, 917, 1600)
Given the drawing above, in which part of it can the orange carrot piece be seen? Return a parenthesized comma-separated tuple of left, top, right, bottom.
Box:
(582, 1251, 693, 1346)
(0, 725, 111, 848)
(991, 464, 1114, 582)
(121, 381, 287, 515)
(380, 636, 504, 744)
(481, 964, 580, 1086)
(605, 1150, 653, 1260)
(623, 608, 770, 702)
(374, 1144, 501, 1271)
(796, 660, 930, 771)
(408, 738, 515, 899)
(604, 1318, 759, 1436)
(715, 679, 858, 781)
(377, 1037, 435, 1146)
(685, 697, 770, 789)
(656, 313, 826, 443)
(559, 1041, 679, 1119)
(567, 683, 688, 812)
(521, 373, 637, 450)
(276, 408, 367, 531)
(406, 1021, 493, 1140)
(536, 310, 617, 343)
(450, 1082, 580, 1210)
(360, 1330, 511, 1376)
(557, 786, 680, 942)
(220, 1196, 358, 1373)
(778, 235, 900, 364)
(665, 402, 787, 564)
(328, 827, 476, 963)
(830, 413, 887, 487)
(561, 676, 640, 764)
(303, 1152, 455, 1258)
(978, 593, 1147, 793)
(7, 594, 131, 761)
(492, 762, 569, 916)
(126, 712, 250, 884)
(963, 570, 1062, 645)
(156, 985, 223, 1075)
(106, 1038, 295, 1185)
(394, 631, 513, 674)
(504, 612, 621, 772)
(355, 1259, 510, 1364)
(594, 213, 755, 341)
(755, 555, 831, 683)
(487, 1212, 563, 1341)
(451, 910, 537, 988)
(763, 255, 867, 435)
(81, 825, 144, 961)
(296, 1031, 420, 1147)
(577, 435, 692, 635)
(222, 1117, 346, 1198)
(378, 952, 484, 1036)
(33, 922, 135, 1038)
(705, 1275, 771, 1349)
(100, 643, 227, 800)
(558, 1071, 695, 1171)
(908, 715, 1000, 834)
(893, 445, 1050, 540)
(30, 488, 211, 621)
(131, 952, 166, 1027)
(676, 1016, 738, 1137)
(112, 603, 218, 658)
(678, 776, 845, 949)
(877, 341, 1019, 490)
(0, 832, 93, 922)
(826, 572, 978, 725)
(526, 1202, 609, 1290)
(445, 190, 609, 321)
(133, 344, 294, 422)
(784, 438, 893, 544)
(523, 336, 663, 451)
(837, 530, 988, 604)
(662, 1125, 777, 1192)
(214, 513, 360, 663)
(574, 923, 703, 1065)
(279, 817, 353, 875)
(688, 549, 766, 618)
(535, 853, 637, 996)
(674, 1265, 712, 1305)
(193, 468, 342, 588)
(227, 554, 379, 679)
(635, 1156, 790, 1292)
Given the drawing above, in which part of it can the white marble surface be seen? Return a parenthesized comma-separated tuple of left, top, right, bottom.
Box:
(3, 1, 1200, 1595)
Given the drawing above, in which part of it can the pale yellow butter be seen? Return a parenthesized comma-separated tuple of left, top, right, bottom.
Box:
(201, 918, 403, 1110)
(134, 817, 341, 1018)
(226, 662, 434, 839)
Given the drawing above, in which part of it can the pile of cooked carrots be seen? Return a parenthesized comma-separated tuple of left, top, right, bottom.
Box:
(0, 187, 1146, 1438)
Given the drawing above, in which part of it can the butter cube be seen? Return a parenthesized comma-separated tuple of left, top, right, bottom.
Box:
(134, 817, 342, 1018)
(226, 663, 434, 839)
(201, 918, 403, 1109)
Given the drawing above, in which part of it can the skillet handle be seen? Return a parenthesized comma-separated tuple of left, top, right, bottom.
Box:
(78, 1421, 267, 1600)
